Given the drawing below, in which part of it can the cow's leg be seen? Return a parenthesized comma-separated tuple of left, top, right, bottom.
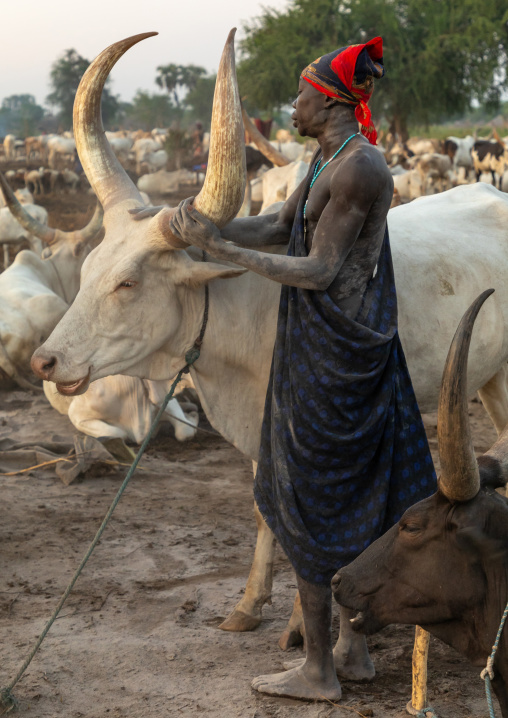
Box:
(279, 591, 305, 649)
(219, 499, 277, 631)
(477, 365, 508, 435)
(476, 170, 481, 183)
(283, 604, 375, 681)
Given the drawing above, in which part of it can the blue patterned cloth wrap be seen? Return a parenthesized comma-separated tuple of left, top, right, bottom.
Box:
(254, 164, 437, 586)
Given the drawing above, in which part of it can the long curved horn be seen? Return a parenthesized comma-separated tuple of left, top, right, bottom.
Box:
(0, 170, 55, 244)
(193, 28, 246, 226)
(73, 33, 156, 213)
(73, 202, 104, 243)
(437, 289, 494, 501)
(156, 29, 246, 245)
(0, 169, 103, 247)
(242, 108, 290, 167)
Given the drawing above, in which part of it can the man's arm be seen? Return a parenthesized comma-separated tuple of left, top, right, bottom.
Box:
(219, 173, 305, 247)
(130, 172, 305, 248)
(169, 153, 385, 290)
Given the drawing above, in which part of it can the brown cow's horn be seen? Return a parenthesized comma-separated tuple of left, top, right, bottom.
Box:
(242, 107, 290, 167)
(0, 170, 55, 244)
(437, 289, 494, 501)
(73, 33, 156, 213)
(157, 29, 246, 246)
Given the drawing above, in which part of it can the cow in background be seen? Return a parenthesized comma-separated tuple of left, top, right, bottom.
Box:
(444, 135, 475, 180)
(333, 290, 508, 718)
(472, 138, 508, 189)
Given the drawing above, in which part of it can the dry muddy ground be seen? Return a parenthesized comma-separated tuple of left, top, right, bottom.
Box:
(0, 187, 502, 718)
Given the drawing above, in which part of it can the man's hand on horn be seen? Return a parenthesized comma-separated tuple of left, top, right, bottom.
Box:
(169, 197, 224, 252)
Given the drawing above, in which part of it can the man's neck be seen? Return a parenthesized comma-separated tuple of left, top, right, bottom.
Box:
(316, 117, 361, 162)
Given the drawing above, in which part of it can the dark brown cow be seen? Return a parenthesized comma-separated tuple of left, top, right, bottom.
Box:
(332, 290, 508, 718)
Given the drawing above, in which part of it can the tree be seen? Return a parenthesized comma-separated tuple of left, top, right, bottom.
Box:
(121, 91, 178, 130)
(47, 49, 119, 129)
(237, 0, 508, 139)
(0, 94, 44, 137)
(184, 75, 216, 127)
(155, 63, 207, 107)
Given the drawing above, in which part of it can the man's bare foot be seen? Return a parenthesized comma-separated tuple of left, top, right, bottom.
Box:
(252, 664, 342, 701)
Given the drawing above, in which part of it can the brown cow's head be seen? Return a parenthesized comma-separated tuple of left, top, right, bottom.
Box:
(332, 290, 508, 662)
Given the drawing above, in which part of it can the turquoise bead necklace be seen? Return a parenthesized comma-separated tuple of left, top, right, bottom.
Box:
(303, 131, 360, 239)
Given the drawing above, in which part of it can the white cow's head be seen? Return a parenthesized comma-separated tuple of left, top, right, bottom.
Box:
(31, 30, 246, 396)
(0, 174, 103, 389)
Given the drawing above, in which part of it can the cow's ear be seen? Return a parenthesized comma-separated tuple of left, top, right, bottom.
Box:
(174, 259, 247, 288)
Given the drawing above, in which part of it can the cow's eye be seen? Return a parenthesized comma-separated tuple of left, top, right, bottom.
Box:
(118, 281, 137, 289)
(400, 522, 421, 534)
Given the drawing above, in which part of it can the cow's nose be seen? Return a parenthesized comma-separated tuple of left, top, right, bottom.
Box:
(31, 350, 58, 380)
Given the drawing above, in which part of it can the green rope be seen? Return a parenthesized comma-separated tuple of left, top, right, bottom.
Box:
(0, 350, 199, 713)
(481, 600, 508, 718)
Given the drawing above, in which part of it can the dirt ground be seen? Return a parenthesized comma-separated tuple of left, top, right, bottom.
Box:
(0, 187, 501, 718)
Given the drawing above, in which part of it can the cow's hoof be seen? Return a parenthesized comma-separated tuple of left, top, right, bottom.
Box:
(278, 626, 304, 651)
(218, 609, 261, 632)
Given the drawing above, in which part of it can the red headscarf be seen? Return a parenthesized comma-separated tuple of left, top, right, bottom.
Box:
(301, 37, 384, 145)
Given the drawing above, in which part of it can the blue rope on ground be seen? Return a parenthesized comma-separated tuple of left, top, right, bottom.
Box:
(481, 601, 508, 718)
(0, 351, 198, 713)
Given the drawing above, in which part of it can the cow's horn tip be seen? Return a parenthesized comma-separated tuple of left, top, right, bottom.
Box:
(227, 28, 237, 43)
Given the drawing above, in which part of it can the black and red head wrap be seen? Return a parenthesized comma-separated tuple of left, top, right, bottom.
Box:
(301, 37, 384, 145)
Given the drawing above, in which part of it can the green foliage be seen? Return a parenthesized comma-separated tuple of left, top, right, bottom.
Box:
(184, 75, 216, 128)
(155, 63, 207, 106)
(121, 91, 179, 130)
(238, 0, 508, 136)
(47, 48, 119, 129)
(164, 128, 194, 170)
(0, 94, 44, 137)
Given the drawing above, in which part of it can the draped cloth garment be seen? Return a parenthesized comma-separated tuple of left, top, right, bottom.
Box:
(253, 163, 437, 586)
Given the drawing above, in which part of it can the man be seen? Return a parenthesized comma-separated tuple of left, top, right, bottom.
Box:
(135, 38, 436, 702)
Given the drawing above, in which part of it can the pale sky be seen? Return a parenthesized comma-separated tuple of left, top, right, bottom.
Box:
(0, 0, 291, 108)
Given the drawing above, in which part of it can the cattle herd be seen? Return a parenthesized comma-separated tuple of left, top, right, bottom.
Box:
(1, 29, 508, 718)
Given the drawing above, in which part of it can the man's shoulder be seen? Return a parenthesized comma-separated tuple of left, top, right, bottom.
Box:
(332, 142, 392, 193)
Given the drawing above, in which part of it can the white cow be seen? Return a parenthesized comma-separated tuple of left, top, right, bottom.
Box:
(132, 137, 162, 174)
(0, 202, 49, 266)
(260, 161, 309, 212)
(269, 140, 306, 163)
(406, 137, 438, 155)
(142, 148, 168, 173)
(137, 168, 187, 196)
(0, 187, 34, 208)
(108, 135, 134, 162)
(47, 136, 76, 169)
(3, 134, 16, 160)
(0, 197, 102, 388)
(32, 32, 508, 641)
(44, 375, 198, 443)
(445, 135, 475, 178)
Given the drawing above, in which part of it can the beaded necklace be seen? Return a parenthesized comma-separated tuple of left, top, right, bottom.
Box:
(303, 132, 360, 240)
